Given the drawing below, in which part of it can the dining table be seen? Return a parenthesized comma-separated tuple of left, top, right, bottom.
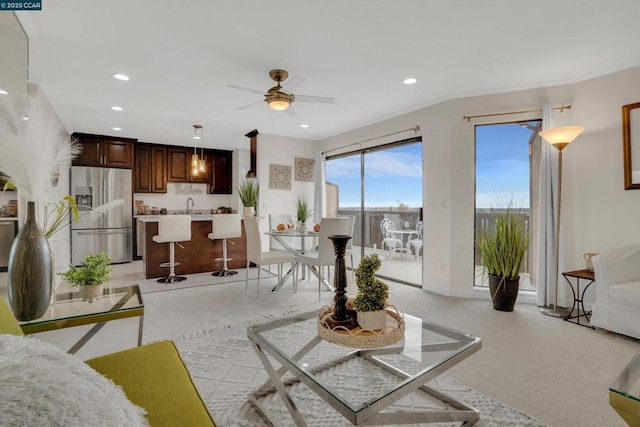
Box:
(390, 228, 419, 259)
(264, 229, 333, 292)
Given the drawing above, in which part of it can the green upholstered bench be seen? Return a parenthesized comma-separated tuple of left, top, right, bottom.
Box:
(0, 297, 216, 426)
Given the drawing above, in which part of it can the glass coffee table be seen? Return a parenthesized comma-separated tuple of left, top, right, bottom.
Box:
(247, 310, 482, 426)
(19, 285, 144, 355)
(610, 349, 640, 425)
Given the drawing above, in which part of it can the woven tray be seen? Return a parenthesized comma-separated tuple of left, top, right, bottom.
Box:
(317, 305, 405, 349)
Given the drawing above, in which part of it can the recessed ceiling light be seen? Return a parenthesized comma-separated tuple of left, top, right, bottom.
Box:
(21, 116, 29, 121)
(300, 124, 309, 128)
(111, 106, 123, 111)
(0, 89, 8, 95)
(403, 77, 417, 85)
(112, 127, 122, 131)
(113, 74, 130, 81)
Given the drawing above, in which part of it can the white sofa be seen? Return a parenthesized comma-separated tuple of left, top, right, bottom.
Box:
(591, 245, 640, 340)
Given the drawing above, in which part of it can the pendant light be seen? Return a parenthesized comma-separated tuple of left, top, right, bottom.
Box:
(191, 124, 203, 177)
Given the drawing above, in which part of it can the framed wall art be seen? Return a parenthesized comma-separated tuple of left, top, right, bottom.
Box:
(269, 164, 292, 190)
(294, 157, 315, 182)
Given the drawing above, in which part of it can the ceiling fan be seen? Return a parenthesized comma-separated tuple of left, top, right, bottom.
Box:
(228, 69, 335, 116)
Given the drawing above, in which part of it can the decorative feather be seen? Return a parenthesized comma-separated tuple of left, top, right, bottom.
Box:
(0, 95, 80, 204)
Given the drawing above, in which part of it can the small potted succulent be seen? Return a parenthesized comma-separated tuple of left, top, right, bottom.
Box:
(59, 252, 114, 302)
(294, 196, 313, 233)
(353, 254, 389, 330)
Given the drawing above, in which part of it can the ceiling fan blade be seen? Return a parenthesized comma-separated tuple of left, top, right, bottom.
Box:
(281, 75, 305, 94)
(285, 105, 298, 117)
(295, 94, 335, 104)
(227, 84, 265, 96)
(235, 100, 264, 111)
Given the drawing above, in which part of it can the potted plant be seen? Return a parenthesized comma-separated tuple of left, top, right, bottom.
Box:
(477, 205, 529, 312)
(294, 196, 313, 232)
(353, 254, 389, 330)
(59, 252, 114, 302)
(238, 179, 258, 217)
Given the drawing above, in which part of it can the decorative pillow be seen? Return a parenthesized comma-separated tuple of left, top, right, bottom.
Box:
(0, 334, 148, 426)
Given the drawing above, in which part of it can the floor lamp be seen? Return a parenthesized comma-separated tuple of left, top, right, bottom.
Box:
(539, 126, 584, 318)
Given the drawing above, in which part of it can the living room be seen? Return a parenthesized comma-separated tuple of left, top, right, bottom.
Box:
(1, 2, 640, 426)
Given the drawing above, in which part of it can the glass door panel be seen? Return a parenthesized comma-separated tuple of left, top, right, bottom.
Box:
(327, 140, 423, 286)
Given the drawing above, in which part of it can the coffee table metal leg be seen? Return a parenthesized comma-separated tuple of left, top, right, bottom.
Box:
(250, 341, 308, 427)
(138, 314, 144, 346)
(68, 321, 108, 354)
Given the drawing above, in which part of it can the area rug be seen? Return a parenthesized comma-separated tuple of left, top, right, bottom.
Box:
(173, 312, 545, 427)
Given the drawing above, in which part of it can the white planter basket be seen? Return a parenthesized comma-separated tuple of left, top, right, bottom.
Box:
(356, 309, 387, 331)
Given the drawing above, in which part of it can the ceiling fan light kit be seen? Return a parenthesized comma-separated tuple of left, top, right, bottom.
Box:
(229, 69, 335, 112)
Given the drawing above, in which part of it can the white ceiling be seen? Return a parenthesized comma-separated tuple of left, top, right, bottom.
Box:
(17, 0, 640, 150)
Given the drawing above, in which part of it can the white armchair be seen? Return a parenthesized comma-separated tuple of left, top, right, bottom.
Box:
(591, 245, 640, 340)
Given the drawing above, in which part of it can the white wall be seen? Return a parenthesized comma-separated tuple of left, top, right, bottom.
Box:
(256, 133, 317, 247)
(319, 66, 640, 306)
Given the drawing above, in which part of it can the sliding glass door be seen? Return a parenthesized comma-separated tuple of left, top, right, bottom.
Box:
(326, 138, 423, 286)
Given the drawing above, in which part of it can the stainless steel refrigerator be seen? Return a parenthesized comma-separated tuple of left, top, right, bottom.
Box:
(71, 166, 132, 265)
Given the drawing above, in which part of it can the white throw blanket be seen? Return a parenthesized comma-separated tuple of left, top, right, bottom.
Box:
(0, 334, 148, 427)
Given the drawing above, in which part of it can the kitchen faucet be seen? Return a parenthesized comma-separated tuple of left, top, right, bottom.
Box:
(186, 198, 194, 214)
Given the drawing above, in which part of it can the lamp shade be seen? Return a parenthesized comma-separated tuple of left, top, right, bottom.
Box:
(268, 98, 290, 111)
(539, 126, 584, 152)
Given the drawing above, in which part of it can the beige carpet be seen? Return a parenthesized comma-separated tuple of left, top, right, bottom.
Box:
(2, 261, 638, 426)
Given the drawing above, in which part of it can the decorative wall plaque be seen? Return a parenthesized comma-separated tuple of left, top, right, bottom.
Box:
(294, 157, 315, 182)
(269, 164, 291, 190)
(174, 184, 204, 195)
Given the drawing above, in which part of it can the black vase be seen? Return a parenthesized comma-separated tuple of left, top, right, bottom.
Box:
(488, 275, 519, 312)
(8, 201, 52, 320)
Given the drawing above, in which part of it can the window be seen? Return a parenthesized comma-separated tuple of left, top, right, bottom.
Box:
(474, 121, 539, 290)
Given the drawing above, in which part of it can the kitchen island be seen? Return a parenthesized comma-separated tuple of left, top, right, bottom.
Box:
(137, 215, 247, 279)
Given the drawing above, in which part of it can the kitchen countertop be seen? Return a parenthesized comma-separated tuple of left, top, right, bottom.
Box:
(135, 214, 222, 222)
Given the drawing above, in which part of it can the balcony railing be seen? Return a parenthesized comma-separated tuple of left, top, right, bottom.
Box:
(336, 207, 422, 249)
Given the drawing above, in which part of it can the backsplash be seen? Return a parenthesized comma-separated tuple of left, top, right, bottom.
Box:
(134, 183, 237, 214)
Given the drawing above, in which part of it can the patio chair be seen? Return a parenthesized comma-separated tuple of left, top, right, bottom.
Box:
(406, 220, 423, 261)
(380, 218, 402, 258)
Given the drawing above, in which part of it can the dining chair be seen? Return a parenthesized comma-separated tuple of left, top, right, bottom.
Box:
(268, 214, 297, 281)
(380, 218, 402, 258)
(296, 217, 349, 301)
(339, 215, 356, 280)
(244, 216, 296, 297)
(406, 220, 423, 261)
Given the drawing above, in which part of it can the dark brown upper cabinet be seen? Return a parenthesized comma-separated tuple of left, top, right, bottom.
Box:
(167, 147, 192, 182)
(134, 143, 167, 193)
(72, 133, 135, 168)
(205, 149, 233, 194)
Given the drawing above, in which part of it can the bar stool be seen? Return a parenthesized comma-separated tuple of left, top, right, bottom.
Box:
(208, 214, 242, 276)
(152, 215, 192, 283)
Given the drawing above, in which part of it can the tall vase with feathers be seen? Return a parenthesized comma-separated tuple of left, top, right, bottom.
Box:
(8, 201, 52, 320)
(0, 94, 80, 320)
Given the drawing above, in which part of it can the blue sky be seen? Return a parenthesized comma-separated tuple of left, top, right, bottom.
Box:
(326, 143, 422, 208)
(475, 122, 536, 209)
(326, 123, 535, 209)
